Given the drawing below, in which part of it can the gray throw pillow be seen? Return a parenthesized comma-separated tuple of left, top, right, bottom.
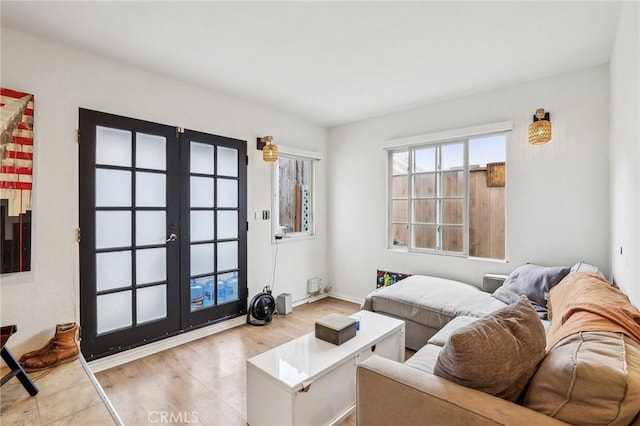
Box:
(492, 263, 570, 309)
(433, 296, 546, 402)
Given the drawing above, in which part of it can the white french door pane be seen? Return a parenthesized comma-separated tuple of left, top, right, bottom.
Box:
(191, 243, 214, 276)
(136, 133, 166, 171)
(414, 148, 436, 173)
(136, 247, 166, 285)
(191, 211, 214, 242)
(217, 241, 238, 271)
(392, 151, 409, 175)
(136, 172, 165, 207)
(191, 142, 214, 175)
(96, 169, 131, 207)
(441, 143, 464, 171)
(96, 251, 131, 291)
(97, 291, 132, 334)
(392, 200, 408, 223)
(217, 146, 238, 177)
(96, 211, 131, 249)
(217, 211, 238, 239)
(136, 211, 166, 246)
(442, 225, 463, 253)
(391, 224, 408, 247)
(413, 225, 437, 249)
(217, 179, 237, 208)
(96, 126, 131, 167)
(191, 176, 214, 208)
(442, 199, 464, 225)
(136, 285, 167, 323)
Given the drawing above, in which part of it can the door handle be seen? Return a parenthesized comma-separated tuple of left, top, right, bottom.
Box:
(165, 233, 177, 243)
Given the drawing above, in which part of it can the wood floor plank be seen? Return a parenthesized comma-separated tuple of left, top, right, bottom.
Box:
(95, 297, 362, 425)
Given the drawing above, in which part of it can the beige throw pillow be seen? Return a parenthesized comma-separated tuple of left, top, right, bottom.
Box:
(433, 296, 546, 402)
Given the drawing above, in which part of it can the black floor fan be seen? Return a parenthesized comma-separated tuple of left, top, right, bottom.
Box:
(247, 286, 275, 326)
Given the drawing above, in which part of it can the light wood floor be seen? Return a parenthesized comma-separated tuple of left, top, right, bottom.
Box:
(95, 297, 373, 426)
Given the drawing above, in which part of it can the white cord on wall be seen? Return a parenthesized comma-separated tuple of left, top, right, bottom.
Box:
(268, 238, 279, 294)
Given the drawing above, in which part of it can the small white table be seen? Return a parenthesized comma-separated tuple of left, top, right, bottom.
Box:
(246, 310, 405, 426)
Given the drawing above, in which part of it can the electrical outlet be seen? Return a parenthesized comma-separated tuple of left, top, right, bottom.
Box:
(262, 210, 270, 220)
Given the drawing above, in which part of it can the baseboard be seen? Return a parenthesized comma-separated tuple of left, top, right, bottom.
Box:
(87, 316, 246, 373)
(327, 292, 363, 306)
(292, 293, 328, 306)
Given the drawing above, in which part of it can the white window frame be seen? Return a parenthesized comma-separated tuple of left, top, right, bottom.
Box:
(385, 121, 512, 259)
(271, 145, 322, 242)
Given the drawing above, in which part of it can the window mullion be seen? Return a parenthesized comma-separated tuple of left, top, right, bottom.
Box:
(463, 139, 469, 256)
(407, 149, 414, 249)
(436, 146, 442, 251)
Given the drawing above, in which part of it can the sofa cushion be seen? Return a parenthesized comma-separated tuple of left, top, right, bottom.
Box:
(364, 275, 506, 330)
(427, 316, 478, 347)
(523, 332, 640, 425)
(433, 296, 546, 402)
(492, 264, 570, 314)
(404, 343, 442, 374)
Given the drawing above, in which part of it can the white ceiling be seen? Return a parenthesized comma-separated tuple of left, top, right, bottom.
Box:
(1, 1, 622, 127)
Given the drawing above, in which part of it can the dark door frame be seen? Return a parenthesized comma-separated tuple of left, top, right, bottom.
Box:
(79, 109, 247, 360)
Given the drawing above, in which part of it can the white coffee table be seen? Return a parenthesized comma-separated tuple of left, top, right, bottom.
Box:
(246, 310, 405, 426)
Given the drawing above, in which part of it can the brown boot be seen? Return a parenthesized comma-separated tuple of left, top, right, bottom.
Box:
(18, 323, 76, 363)
(19, 323, 80, 372)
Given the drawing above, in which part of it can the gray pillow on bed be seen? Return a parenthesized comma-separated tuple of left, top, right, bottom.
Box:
(492, 263, 570, 309)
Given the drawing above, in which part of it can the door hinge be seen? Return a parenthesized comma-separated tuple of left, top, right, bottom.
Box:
(76, 227, 81, 242)
(77, 129, 80, 144)
(246, 222, 249, 232)
(246, 155, 249, 165)
(176, 127, 183, 138)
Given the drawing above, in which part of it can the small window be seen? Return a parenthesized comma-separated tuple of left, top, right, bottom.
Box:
(273, 154, 315, 238)
(389, 133, 506, 260)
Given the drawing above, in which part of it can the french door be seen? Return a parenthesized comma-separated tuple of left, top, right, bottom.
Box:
(79, 109, 247, 360)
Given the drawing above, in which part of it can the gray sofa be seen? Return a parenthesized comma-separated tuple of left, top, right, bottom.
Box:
(359, 272, 640, 425)
(361, 274, 510, 350)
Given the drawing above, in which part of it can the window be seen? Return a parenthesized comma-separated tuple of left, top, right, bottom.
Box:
(388, 131, 507, 260)
(273, 154, 316, 238)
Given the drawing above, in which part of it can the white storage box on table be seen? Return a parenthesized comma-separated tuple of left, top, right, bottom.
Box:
(246, 310, 405, 426)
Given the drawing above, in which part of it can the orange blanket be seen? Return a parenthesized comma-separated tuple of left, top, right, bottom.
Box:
(546, 272, 640, 350)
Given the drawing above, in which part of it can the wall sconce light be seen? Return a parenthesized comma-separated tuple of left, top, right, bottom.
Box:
(257, 135, 278, 162)
(528, 108, 552, 145)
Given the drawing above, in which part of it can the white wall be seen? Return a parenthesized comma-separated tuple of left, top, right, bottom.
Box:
(609, 1, 640, 307)
(0, 28, 327, 356)
(328, 66, 610, 302)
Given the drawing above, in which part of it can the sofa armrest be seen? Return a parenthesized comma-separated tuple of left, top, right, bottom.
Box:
(357, 355, 567, 426)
